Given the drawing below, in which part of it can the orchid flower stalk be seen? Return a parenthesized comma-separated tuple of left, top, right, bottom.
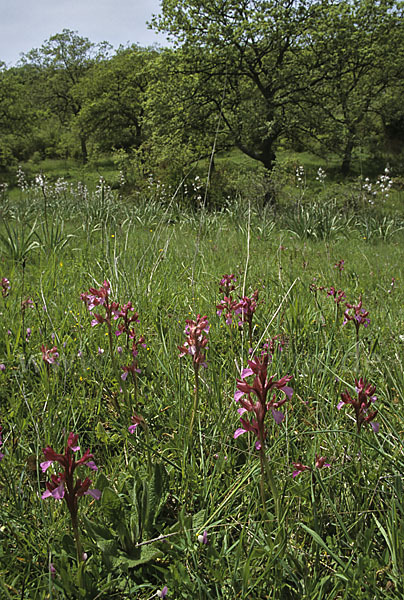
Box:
(81, 281, 145, 408)
(216, 296, 240, 327)
(235, 290, 259, 348)
(41, 432, 101, 562)
(121, 334, 146, 407)
(327, 286, 346, 324)
(292, 454, 331, 477)
(81, 280, 120, 361)
(115, 302, 140, 351)
(338, 377, 379, 434)
(219, 274, 237, 296)
(343, 296, 370, 366)
(233, 353, 293, 513)
(1, 277, 10, 298)
(178, 314, 209, 440)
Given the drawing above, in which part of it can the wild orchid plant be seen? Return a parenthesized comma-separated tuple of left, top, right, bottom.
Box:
(40, 344, 59, 385)
(41, 432, 101, 562)
(338, 377, 379, 434)
(292, 455, 331, 477)
(343, 296, 370, 364)
(217, 275, 260, 348)
(233, 352, 293, 513)
(219, 273, 237, 296)
(236, 290, 259, 348)
(81, 281, 145, 407)
(326, 286, 347, 324)
(327, 287, 346, 305)
(81, 281, 120, 360)
(157, 586, 168, 598)
(121, 334, 146, 406)
(41, 344, 59, 365)
(115, 302, 140, 348)
(334, 259, 345, 280)
(178, 314, 209, 440)
(260, 334, 287, 359)
(216, 295, 240, 326)
(217, 274, 239, 328)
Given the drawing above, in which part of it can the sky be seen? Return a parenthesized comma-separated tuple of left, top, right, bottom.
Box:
(0, 0, 169, 66)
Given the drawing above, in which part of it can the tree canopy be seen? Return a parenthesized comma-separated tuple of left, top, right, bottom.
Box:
(0, 3, 404, 176)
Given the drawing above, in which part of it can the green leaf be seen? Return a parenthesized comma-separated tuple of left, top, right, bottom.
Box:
(192, 509, 206, 533)
(95, 472, 109, 491)
(61, 533, 76, 557)
(117, 545, 163, 568)
(147, 462, 170, 529)
(83, 516, 114, 543)
(97, 538, 118, 555)
(299, 523, 348, 573)
(95, 422, 109, 443)
(101, 486, 122, 521)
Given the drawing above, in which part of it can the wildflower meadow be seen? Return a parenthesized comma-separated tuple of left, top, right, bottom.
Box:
(1, 166, 404, 599)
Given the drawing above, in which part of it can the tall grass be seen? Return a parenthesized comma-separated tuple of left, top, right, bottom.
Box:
(0, 168, 403, 598)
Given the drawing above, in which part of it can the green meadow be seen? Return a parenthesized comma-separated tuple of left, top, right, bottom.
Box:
(1, 163, 404, 598)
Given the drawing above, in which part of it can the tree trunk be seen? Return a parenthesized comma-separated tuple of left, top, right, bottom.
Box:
(259, 148, 276, 173)
(236, 136, 277, 205)
(259, 140, 276, 206)
(80, 136, 88, 164)
(340, 136, 354, 176)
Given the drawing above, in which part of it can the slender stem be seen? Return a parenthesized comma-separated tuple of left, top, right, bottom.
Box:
(134, 371, 138, 407)
(107, 321, 115, 365)
(21, 259, 26, 356)
(259, 436, 280, 520)
(259, 446, 268, 509)
(188, 362, 200, 442)
(355, 328, 360, 370)
(70, 511, 83, 564)
(41, 179, 49, 243)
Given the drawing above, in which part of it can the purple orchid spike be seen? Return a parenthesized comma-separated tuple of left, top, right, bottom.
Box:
(157, 586, 168, 598)
(338, 377, 379, 433)
(178, 314, 209, 369)
(41, 433, 101, 504)
(343, 297, 370, 331)
(233, 353, 293, 450)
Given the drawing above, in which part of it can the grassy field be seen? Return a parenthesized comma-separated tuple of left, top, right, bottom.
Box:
(0, 165, 404, 598)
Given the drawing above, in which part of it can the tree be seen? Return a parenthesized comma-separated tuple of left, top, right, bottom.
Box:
(151, 0, 334, 173)
(20, 30, 111, 162)
(151, 0, 404, 176)
(0, 63, 35, 168)
(145, 47, 232, 170)
(77, 45, 156, 153)
(292, 0, 404, 174)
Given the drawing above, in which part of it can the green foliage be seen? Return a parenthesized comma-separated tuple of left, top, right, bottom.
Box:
(1, 1, 404, 177)
(2, 25, 404, 598)
(0, 219, 39, 264)
(19, 29, 112, 163)
(151, 0, 404, 175)
(283, 200, 351, 241)
(77, 45, 154, 154)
